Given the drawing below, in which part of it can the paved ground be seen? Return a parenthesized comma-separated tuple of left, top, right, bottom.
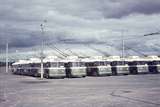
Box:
(0, 69, 160, 107)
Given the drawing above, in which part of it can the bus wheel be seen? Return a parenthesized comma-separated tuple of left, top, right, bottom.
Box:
(82, 75, 86, 78)
(34, 73, 39, 77)
(45, 74, 50, 79)
(112, 71, 117, 76)
(93, 71, 98, 76)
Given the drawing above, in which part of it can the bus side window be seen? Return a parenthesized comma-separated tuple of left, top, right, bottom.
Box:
(45, 62, 50, 67)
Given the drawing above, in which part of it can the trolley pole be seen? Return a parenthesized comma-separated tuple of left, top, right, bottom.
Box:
(6, 42, 8, 73)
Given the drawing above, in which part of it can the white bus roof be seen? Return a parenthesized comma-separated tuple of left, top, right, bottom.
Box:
(45, 56, 58, 59)
(61, 59, 82, 62)
(108, 56, 121, 59)
(90, 56, 103, 60)
(127, 56, 140, 59)
(125, 56, 140, 61)
(66, 56, 79, 60)
(12, 62, 19, 65)
(106, 56, 121, 61)
(12, 60, 30, 65)
(81, 58, 106, 62)
(145, 55, 160, 61)
(146, 55, 159, 59)
(29, 58, 41, 63)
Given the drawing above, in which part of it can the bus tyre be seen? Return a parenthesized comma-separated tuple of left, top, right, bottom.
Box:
(34, 73, 39, 77)
(112, 71, 117, 76)
(45, 74, 49, 79)
(82, 75, 86, 78)
(93, 71, 98, 76)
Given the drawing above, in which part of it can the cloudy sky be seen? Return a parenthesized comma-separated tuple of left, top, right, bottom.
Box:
(0, 0, 160, 59)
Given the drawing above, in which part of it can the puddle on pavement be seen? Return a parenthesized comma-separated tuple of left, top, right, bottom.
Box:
(0, 98, 6, 102)
(20, 80, 49, 84)
(121, 90, 132, 93)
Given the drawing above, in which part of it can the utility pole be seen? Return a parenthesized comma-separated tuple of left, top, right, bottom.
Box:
(121, 31, 125, 61)
(40, 42, 44, 79)
(6, 41, 8, 73)
(40, 21, 46, 79)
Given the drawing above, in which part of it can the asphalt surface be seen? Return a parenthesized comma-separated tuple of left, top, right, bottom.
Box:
(0, 69, 160, 107)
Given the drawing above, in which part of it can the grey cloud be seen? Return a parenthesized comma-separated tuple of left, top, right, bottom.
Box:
(47, 0, 160, 19)
(1, 0, 160, 22)
(100, 0, 160, 18)
(0, 0, 160, 57)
